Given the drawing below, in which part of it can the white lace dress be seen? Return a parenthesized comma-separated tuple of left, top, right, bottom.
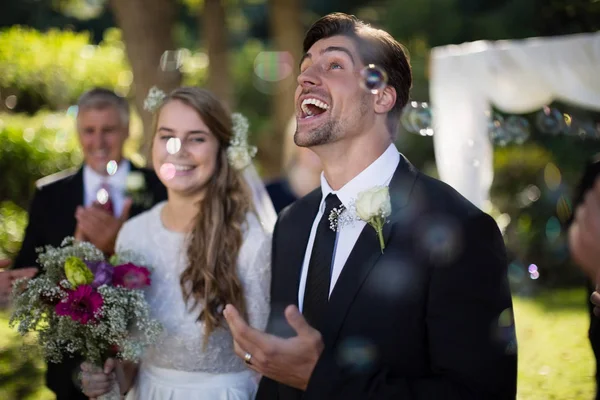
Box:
(115, 202, 271, 400)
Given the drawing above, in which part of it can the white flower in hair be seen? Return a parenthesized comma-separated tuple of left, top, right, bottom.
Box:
(227, 113, 257, 170)
(143, 86, 167, 113)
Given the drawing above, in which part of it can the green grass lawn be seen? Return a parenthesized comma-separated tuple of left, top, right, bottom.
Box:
(0, 289, 595, 399)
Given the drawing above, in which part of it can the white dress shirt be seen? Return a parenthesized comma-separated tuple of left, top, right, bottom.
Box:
(298, 143, 400, 311)
(83, 160, 131, 217)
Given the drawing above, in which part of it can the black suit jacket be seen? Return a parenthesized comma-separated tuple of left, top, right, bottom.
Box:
(257, 156, 517, 400)
(12, 162, 167, 400)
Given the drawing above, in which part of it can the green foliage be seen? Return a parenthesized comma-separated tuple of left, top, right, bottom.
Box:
(0, 26, 130, 112)
(0, 202, 28, 260)
(0, 111, 82, 258)
(0, 310, 54, 400)
(0, 111, 82, 209)
(490, 123, 600, 289)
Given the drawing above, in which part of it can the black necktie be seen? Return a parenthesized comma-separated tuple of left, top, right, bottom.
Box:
(303, 193, 344, 329)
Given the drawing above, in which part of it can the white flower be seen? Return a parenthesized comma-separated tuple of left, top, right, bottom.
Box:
(143, 86, 166, 113)
(227, 113, 257, 170)
(355, 186, 391, 221)
(355, 186, 391, 253)
(227, 146, 253, 170)
(126, 172, 145, 192)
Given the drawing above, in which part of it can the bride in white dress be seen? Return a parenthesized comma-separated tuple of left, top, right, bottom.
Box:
(80, 87, 273, 400)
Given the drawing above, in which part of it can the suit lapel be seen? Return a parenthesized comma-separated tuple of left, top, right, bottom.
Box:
(279, 189, 322, 306)
(322, 155, 418, 342)
(62, 167, 84, 235)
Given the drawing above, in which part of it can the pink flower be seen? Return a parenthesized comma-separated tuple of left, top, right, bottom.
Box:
(112, 263, 151, 289)
(55, 285, 103, 324)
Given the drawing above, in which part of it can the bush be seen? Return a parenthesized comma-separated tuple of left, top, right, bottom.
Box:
(0, 111, 82, 209)
(491, 135, 600, 291)
(0, 26, 130, 113)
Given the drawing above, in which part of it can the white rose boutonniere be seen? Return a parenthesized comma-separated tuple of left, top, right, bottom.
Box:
(126, 172, 152, 208)
(355, 186, 392, 253)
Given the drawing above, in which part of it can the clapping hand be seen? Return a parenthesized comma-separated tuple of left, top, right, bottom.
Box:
(75, 198, 132, 254)
(223, 304, 324, 390)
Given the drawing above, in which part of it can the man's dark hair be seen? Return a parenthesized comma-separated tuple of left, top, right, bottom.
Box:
(303, 13, 412, 135)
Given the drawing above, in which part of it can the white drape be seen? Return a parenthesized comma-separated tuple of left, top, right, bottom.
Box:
(429, 32, 600, 208)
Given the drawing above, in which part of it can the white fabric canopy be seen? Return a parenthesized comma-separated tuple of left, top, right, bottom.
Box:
(429, 32, 600, 208)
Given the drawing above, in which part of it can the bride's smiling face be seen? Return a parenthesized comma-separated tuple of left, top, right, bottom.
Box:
(152, 99, 220, 198)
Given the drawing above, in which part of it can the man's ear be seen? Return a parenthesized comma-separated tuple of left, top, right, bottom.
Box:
(374, 85, 396, 115)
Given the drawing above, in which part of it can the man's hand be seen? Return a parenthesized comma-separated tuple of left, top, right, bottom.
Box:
(223, 304, 324, 390)
(75, 198, 132, 254)
(569, 178, 600, 281)
(0, 261, 38, 306)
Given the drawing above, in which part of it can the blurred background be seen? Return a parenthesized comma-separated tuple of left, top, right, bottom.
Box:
(0, 0, 599, 398)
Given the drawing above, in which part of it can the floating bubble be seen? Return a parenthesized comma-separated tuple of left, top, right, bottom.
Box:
(530, 270, 540, 280)
(336, 337, 378, 373)
(544, 163, 561, 190)
(160, 50, 185, 72)
(166, 137, 182, 155)
(525, 185, 541, 202)
(535, 106, 563, 135)
(117, 70, 134, 87)
(407, 103, 433, 135)
(488, 113, 509, 146)
(567, 118, 600, 140)
(416, 216, 463, 266)
(96, 188, 109, 205)
(365, 257, 414, 300)
(5, 95, 17, 110)
(492, 308, 517, 354)
(528, 264, 538, 274)
(556, 196, 572, 223)
(106, 160, 118, 176)
(508, 262, 526, 285)
(545, 217, 561, 242)
(359, 64, 388, 94)
(504, 115, 530, 144)
(66, 105, 79, 119)
(80, 45, 96, 59)
(254, 51, 294, 82)
(498, 308, 514, 328)
(23, 128, 35, 143)
(159, 163, 176, 181)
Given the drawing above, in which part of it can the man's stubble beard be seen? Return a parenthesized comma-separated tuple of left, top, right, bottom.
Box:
(294, 95, 370, 148)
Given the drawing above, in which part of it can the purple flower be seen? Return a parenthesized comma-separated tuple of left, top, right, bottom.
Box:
(112, 263, 151, 289)
(85, 261, 114, 288)
(55, 285, 103, 324)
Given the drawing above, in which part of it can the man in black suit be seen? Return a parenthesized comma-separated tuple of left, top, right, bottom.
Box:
(224, 13, 517, 399)
(3, 88, 166, 400)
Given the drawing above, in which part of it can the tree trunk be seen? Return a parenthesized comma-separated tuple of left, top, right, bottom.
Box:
(202, 0, 233, 109)
(108, 0, 182, 164)
(265, 0, 303, 177)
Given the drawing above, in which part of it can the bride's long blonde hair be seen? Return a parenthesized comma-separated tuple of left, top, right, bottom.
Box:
(152, 87, 251, 343)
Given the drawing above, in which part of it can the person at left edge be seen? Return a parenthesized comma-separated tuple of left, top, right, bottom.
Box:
(10, 87, 167, 400)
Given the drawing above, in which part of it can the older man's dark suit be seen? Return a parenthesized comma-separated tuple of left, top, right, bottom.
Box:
(257, 156, 517, 399)
(13, 163, 167, 400)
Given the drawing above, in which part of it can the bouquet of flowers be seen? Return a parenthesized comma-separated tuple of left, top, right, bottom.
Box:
(9, 237, 162, 400)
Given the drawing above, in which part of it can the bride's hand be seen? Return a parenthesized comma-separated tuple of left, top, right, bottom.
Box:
(80, 358, 117, 399)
